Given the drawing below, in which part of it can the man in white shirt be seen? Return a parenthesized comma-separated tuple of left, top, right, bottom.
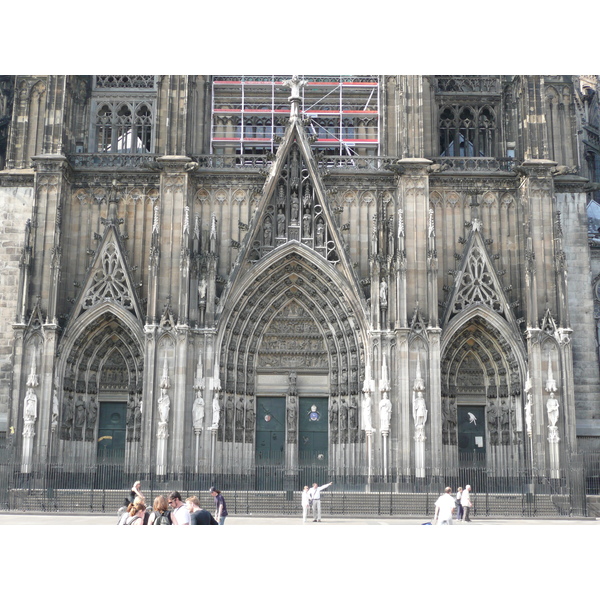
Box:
(168, 491, 191, 525)
(461, 484, 472, 522)
(434, 487, 456, 525)
(308, 481, 333, 522)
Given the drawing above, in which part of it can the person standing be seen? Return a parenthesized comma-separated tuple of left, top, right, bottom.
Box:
(128, 480, 145, 505)
(148, 495, 172, 525)
(168, 491, 191, 525)
(461, 484, 473, 522)
(124, 501, 147, 525)
(186, 496, 218, 525)
(455, 487, 464, 522)
(308, 481, 333, 522)
(209, 486, 228, 525)
(433, 487, 456, 525)
(301, 485, 311, 523)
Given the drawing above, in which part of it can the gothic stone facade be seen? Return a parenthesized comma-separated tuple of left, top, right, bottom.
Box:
(1, 75, 599, 479)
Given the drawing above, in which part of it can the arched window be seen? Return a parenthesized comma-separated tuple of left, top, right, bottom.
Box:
(458, 107, 476, 157)
(439, 106, 456, 156)
(478, 106, 496, 157)
(91, 76, 156, 153)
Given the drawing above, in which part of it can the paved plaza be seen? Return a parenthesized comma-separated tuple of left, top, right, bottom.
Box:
(0, 512, 598, 525)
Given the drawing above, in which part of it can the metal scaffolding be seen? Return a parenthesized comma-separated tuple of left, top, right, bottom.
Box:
(211, 75, 380, 156)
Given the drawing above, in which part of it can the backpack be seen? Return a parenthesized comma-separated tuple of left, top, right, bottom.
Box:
(117, 506, 128, 525)
(126, 515, 141, 525)
(153, 510, 172, 525)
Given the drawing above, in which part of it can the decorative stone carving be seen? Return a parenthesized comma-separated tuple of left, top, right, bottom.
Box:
(379, 393, 392, 432)
(193, 394, 205, 432)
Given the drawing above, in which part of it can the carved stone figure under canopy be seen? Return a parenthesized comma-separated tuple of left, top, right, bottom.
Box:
(23, 389, 37, 423)
(193, 393, 205, 430)
(547, 392, 559, 427)
(361, 392, 373, 430)
(212, 391, 221, 428)
(412, 390, 427, 428)
(379, 394, 392, 431)
(158, 390, 170, 424)
(74, 396, 86, 428)
(316, 220, 325, 246)
(329, 399, 339, 428)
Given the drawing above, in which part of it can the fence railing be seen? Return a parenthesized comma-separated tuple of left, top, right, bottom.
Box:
(1, 453, 596, 517)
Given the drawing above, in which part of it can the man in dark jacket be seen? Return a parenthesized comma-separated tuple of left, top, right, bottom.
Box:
(186, 496, 218, 525)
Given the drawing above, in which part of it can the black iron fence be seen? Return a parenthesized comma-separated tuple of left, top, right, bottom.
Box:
(1, 452, 597, 518)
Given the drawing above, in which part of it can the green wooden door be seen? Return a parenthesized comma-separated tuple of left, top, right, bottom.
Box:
(97, 402, 127, 463)
(457, 405, 486, 465)
(299, 397, 328, 465)
(255, 397, 286, 464)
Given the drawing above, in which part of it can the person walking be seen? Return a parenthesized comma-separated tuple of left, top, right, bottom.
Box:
(308, 481, 333, 522)
(186, 496, 218, 525)
(455, 487, 464, 521)
(128, 480, 145, 505)
(148, 495, 172, 525)
(301, 485, 311, 523)
(433, 487, 456, 525)
(461, 484, 473, 522)
(209, 486, 228, 525)
(168, 491, 191, 525)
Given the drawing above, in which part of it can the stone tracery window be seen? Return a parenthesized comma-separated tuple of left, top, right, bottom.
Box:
(91, 76, 156, 153)
(439, 104, 497, 157)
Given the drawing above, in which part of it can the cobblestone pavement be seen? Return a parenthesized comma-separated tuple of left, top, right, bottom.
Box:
(0, 512, 598, 525)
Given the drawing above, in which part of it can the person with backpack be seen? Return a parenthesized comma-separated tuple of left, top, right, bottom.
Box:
(148, 495, 172, 525)
(124, 501, 146, 525)
(186, 496, 218, 525)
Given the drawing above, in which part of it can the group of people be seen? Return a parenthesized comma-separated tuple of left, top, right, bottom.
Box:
(117, 481, 227, 526)
(301, 481, 333, 522)
(433, 484, 473, 525)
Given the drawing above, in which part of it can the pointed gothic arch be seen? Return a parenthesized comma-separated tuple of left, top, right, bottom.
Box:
(56, 304, 144, 447)
(217, 242, 369, 406)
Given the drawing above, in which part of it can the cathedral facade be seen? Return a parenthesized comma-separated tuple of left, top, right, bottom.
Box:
(0, 75, 599, 483)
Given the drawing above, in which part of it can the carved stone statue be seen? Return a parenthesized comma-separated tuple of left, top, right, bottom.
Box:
(193, 393, 205, 431)
(316, 220, 325, 246)
(198, 277, 207, 301)
(329, 399, 338, 429)
(226, 395, 234, 428)
(245, 399, 255, 440)
(288, 371, 297, 396)
(525, 394, 533, 436)
(86, 396, 98, 428)
(447, 398, 457, 444)
(339, 398, 348, 430)
(379, 280, 388, 306)
(291, 193, 299, 222)
(236, 397, 245, 429)
(412, 390, 427, 428)
(212, 391, 221, 428)
(487, 400, 498, 444)
(303, 209, 311, 237)
(277, 208, 286, 237)
(158, 390, 170, 424)
(287, 398, 297, 433)
(263, 219, 272, 245)
(23, 389, 37, 423)
(51, 390, 59, 430)
(361, 392, 373, 431)
(379, 394, 392, 432)
(547, 392, 559, 427)
(500, 398, 510, 444)
(348, 396, 358, 430)
(74, 395, 86, 428)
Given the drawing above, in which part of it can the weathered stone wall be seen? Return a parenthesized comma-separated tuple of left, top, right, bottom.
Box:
(0, 184, 34, 431)
(558, 190, 600, 449)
